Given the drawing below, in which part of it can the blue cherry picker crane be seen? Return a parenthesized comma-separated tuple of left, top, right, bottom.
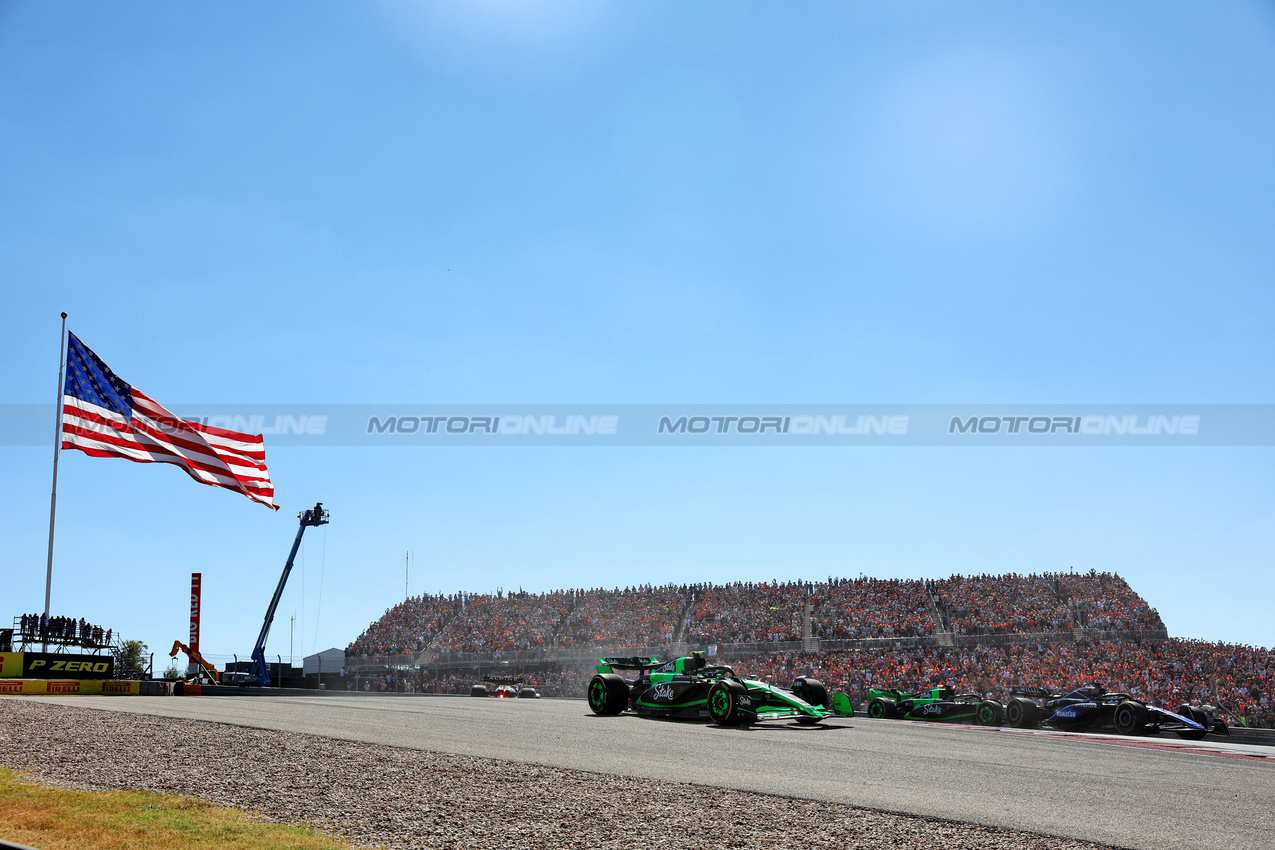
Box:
(248, 502, 328, 686)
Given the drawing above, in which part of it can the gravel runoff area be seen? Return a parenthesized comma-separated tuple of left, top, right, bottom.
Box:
(1, 699, 1117, 850)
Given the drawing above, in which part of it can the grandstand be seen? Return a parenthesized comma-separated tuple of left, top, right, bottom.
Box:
(344, 570, 1271, 728)
(557, 585, 684, 649)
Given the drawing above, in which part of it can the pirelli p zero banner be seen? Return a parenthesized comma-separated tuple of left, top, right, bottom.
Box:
(22, 653, 114, 679)
(0, 679, 139, 696)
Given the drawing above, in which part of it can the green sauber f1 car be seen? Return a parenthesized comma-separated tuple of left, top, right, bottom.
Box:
(587, 652, 854, 726)
(866, 686, 1002, 725)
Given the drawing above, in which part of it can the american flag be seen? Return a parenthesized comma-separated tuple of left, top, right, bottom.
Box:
(60, 332, 278, 510)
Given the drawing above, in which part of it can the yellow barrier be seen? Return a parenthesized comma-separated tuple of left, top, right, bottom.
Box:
(0, 653, 21, 678)
(0, 679, 140, 696)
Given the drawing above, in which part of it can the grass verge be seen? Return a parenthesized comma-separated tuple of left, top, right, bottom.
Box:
(0, 768, 353, 850)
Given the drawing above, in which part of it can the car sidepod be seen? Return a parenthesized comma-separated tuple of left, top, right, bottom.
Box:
(633, 676, 715, 719)
(1043, 700, 1110, 731)
(899, 700, 965, 722)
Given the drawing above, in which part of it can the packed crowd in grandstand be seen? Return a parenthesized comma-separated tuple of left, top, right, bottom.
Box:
(557, 585, 684, 648)
(682, 581, 808, 645)
(347, 570, 1166, 658)
(731, 639, 1273, 730)
(814, 577, 937, 639)
(16, 613, 112, 648)
(344, 570, 1270, 728)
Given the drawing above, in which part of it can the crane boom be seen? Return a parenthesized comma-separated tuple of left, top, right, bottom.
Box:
(249, 502, 328, 686)
(170, 639, 219, 684)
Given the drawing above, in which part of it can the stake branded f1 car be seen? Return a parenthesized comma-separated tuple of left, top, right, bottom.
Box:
(866, 686, 1002, 726)
(470, 675, 540, 699)
(587, 653, 854, 725)
(1002, 685, 1227, 739)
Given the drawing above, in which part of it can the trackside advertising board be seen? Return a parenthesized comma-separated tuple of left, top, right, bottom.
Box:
(0, 679, 139, 695)
(21, 653, 114, 679)
(0, 652, 21, 677)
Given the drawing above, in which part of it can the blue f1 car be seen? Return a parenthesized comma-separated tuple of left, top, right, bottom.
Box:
(1002, 685, 1227, 739)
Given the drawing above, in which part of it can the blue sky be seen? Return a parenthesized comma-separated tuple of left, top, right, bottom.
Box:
(2, 1, 1273, 662)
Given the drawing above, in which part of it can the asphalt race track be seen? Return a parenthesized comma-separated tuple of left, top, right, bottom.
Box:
(26, 694, 1275, 850)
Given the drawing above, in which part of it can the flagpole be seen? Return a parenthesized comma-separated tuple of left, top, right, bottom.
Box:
(44, 312, 68, 642)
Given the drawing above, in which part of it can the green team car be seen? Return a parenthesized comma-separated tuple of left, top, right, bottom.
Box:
(866, 685, 1002, 726)
(587, 653, 854, 726)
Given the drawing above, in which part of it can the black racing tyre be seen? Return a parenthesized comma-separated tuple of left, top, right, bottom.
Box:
(587, 674, 628, 715)
(1177, 727, 1207, 740)
(709, 681, 750, 726)
(1113, 700, 1149, 735)
(975, 701, 1002, 727)
(1005, 697, 1038, 728)
(867, 698, 893, 719)
(794, 677, 831, 709)
(470, 684, 488, 697)
(518, 687, 539, 699)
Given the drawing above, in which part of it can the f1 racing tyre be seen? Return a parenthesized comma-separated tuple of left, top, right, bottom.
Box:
(867, 698, 894, 719)
(708, 680, 753, 726)
(975, 700, 1002, 727)
(587, 674, 628, 716)
(793, 677, 831, 709)
(1005, 697, 1038, 728)
(518, 687, 539, 699)
(1114, 700, 1149, 735)
(470, 684, 488, 697)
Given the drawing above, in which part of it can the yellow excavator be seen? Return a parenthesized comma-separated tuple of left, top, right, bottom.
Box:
(169, 640, 219, 684)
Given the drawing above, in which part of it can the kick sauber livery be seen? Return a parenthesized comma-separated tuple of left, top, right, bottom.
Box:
(866, 686, 1003, 725)
(587, 652, 853, 726)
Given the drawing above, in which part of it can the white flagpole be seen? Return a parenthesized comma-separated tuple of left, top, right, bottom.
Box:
(43, 312, 68, 642)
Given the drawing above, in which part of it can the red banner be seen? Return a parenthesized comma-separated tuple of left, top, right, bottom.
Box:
(190, 573, 202, 653)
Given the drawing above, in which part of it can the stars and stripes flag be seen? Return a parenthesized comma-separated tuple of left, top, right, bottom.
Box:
(59, 332, 279, 510)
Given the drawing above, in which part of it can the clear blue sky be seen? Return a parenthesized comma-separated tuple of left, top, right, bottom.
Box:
(3, 1, 1273, 663)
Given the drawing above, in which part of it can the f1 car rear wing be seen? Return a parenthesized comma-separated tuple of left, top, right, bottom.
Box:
(483, 675, 524, 685)
(596, 656, 662, 673)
